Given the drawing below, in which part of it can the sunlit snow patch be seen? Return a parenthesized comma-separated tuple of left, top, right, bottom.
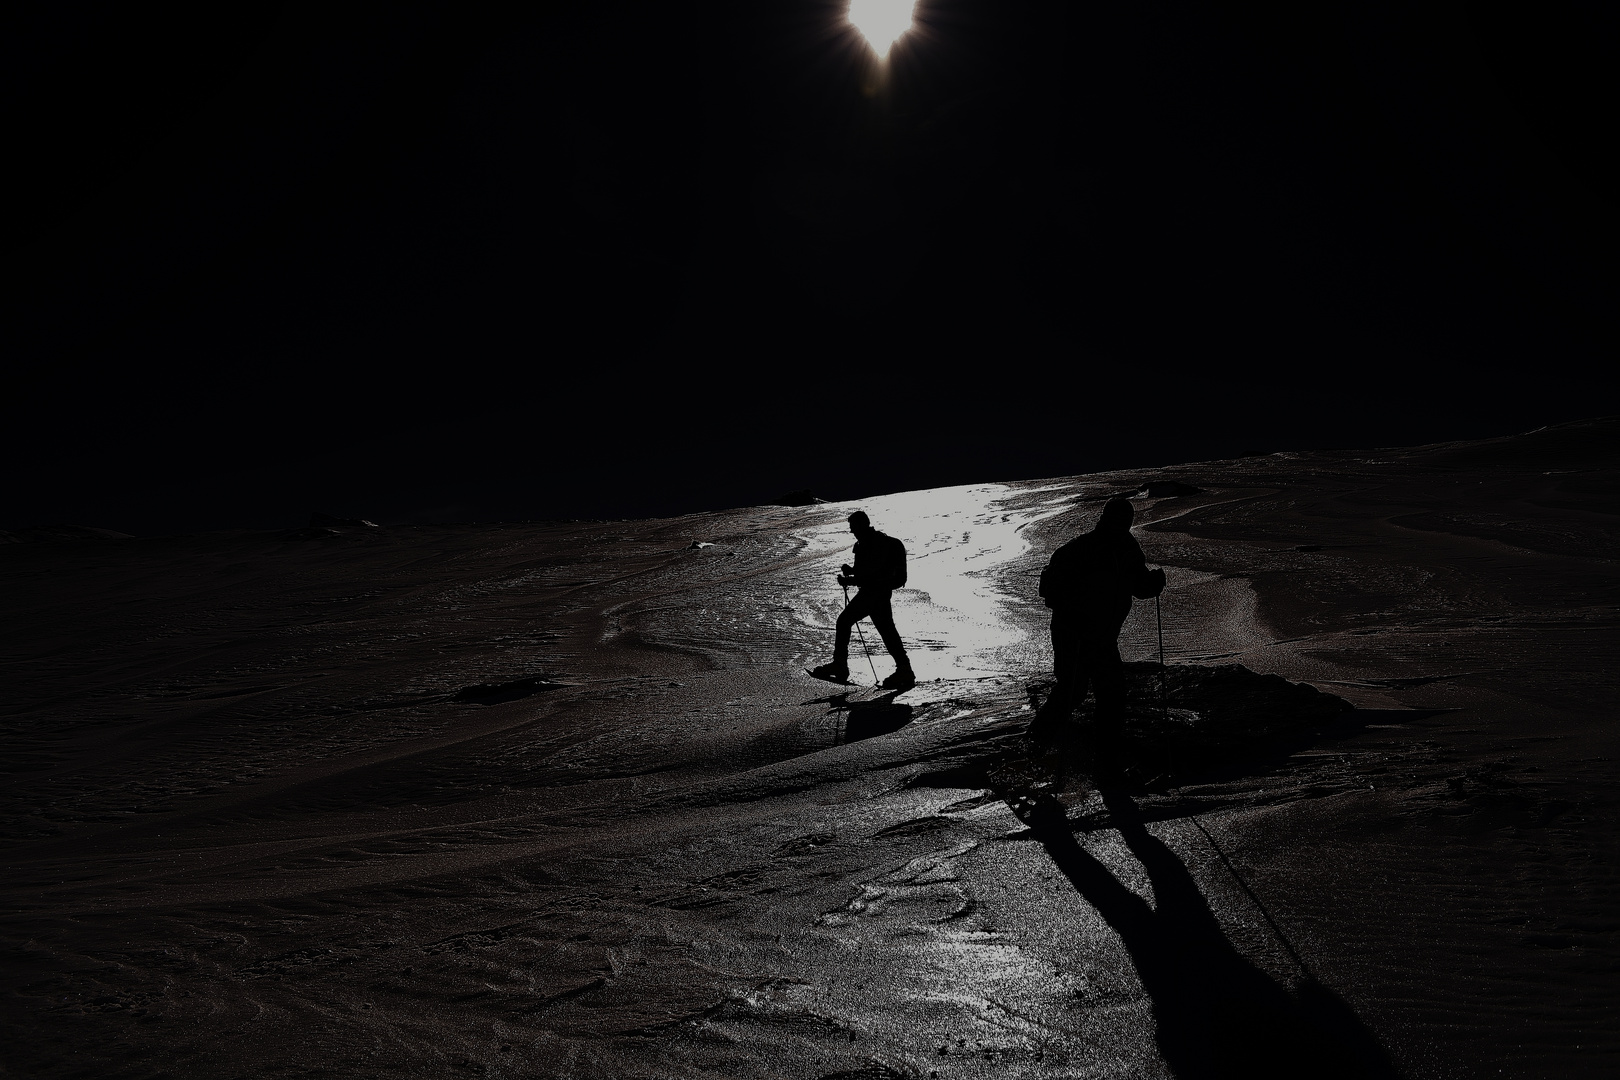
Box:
(799, 483, 1074, 681)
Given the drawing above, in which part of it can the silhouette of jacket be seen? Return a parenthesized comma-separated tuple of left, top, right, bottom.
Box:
(1035, 499, 1166, 739)
(1040, 527, 1161, 633)
(848, 529, 907, 591)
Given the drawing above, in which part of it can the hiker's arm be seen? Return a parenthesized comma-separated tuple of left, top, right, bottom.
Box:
(1131, 566, 1166, 599)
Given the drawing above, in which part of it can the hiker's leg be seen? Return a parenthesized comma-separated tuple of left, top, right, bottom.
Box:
(1087, 636, 1127, 736)
(833, 590, 875, 664)
(865, 591, 912, 672)
(1041, 613, 1081, 722)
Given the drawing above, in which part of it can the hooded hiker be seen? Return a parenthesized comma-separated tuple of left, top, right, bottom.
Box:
(1035, 497, 1165, 749)
(810, 511, 916, 691)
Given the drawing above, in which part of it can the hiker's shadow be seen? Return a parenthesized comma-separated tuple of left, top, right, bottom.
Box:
(1024, 790, 1403, 1079)
(806, 690, 913, 745)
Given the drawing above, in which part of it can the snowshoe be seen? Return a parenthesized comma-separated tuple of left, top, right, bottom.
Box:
(807, 662, 852, 684)
(880, 668, 916, 692)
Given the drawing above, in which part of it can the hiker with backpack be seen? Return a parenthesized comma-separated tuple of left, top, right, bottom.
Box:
(809, 511, 917, 691)
(1035, 497, 1166, 750)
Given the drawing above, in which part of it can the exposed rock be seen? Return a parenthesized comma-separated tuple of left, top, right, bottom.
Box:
(310, 512, 378, 528)
(1117, 662, 1351, 745)
(773, 489, 826, 507)
(1079, 479, 1204, 502)
(452, 676, 565, 705)
(1024, 662, 1354, 779)
(1139, 480, 1203, 498)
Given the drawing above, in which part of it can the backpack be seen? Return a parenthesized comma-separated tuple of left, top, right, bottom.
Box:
(875, 532, 907, 589)
(1038, 536, 1107, 608)
(1038, 559, 1063, 608)
(1040, 533, 1156, 608)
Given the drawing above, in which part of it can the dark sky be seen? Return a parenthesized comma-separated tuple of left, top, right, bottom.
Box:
(6, 1, 1615, 535)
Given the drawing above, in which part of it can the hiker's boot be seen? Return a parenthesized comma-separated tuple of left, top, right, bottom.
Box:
(881, 667, 916, 692)
(809, 661, 849, 683)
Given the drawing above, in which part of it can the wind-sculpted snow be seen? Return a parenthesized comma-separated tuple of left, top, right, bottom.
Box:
(2, 418, 1617, 1078)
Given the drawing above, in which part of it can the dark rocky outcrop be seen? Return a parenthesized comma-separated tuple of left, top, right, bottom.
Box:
(452, 676, 565, 705)
(310, 512, 378, 528)
(1025, 662, 1354, 780)
(1115, 662, 1351, 747)
(1081, 480, 1204, 502)
(912, 664, 1354, 792)
(773, 489, 826, 507)
(1139, 480, 1203, 498)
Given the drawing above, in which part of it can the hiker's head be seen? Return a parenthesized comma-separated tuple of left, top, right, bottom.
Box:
(1096, 498, 1135, 534)
(847, 511, 872, 537)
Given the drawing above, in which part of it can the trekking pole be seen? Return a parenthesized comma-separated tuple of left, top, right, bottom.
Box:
(1157, 588, 1173, 782)
(843, 582, 880, 685)
(1155, 591, 1169, 721)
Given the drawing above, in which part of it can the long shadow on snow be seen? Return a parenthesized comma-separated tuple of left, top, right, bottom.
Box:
(1025, 790, 1403, 1080)
(808, 690, 915, 745)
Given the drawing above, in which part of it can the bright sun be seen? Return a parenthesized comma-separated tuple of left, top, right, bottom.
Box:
(847, 0, 917, 58)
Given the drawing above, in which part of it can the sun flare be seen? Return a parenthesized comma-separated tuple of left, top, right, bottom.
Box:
(847, 0, 917, 58)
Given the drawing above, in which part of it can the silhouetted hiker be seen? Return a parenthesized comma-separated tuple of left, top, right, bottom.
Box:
(810, 511, 916, 691)
(1036, 498, 1165, 751)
